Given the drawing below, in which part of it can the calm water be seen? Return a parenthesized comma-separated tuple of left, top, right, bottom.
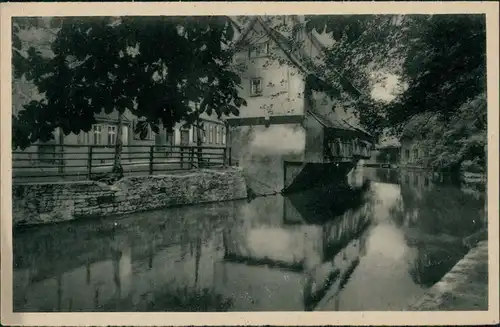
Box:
(13, 168, 486, 312)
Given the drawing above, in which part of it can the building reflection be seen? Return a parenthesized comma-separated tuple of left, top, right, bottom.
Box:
(214, 184, 372, 311)
(13, 203, 238, 312)
(13, 183, 372, 312)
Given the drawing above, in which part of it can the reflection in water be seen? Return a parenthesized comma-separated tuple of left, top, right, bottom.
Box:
(13, 168, 486, 312)
(219, 187, 371, 311)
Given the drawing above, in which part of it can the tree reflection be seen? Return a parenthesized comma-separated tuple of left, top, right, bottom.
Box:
(399, 176, 485, 238)
(408, 244, 466, 287)
(387, 169, 486, 288)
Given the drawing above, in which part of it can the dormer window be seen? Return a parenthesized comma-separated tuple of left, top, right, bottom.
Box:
(249, 42, 269, 58)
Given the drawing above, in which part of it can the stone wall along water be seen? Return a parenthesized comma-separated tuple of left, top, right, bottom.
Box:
(12, 168, 248, 227)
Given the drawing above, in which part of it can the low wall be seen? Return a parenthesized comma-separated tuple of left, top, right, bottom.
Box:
(407, 240, 488, 311)
(12, 168, 248, 227)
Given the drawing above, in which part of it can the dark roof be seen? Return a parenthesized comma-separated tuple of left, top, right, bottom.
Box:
(309, 110, 350, 130)
(308, 109, 372, 138)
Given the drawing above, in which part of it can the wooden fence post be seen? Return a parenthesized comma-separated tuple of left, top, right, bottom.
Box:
(87, 146, 93, 180)
(149, 145, 154, 175)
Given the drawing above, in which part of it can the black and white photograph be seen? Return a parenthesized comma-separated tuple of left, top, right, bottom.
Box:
(1, 2, 499, 326)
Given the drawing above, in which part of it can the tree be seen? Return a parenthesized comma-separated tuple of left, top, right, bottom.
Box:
(302, 14, 416, 138)
(13, 16, 246, 175)
(387, 14, 486, 131)
(305, 14, 487, 171)
(400, 93, 487, 172)
(391, 15, 487, 172)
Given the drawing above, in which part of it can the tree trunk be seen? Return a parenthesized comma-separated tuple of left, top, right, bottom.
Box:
(112, 113, 124, 179)
(196, 118, 203, 167)
(194, 103, 203, 167)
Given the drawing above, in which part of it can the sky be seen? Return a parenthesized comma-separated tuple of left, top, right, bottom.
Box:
(370, 72, 405, 103)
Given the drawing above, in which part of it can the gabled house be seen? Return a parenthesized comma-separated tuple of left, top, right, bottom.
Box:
(226, 16, 373, 194)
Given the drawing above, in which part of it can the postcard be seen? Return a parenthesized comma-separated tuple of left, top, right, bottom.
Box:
(1, 1, 499, 326)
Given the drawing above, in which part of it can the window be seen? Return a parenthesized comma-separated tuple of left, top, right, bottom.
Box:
(208, 125, 214, 144)
(107, 125, 116, 145)
(249, 42, 269, 58)
(122, 125, 129, 145)
(166, 131, 174, 145)
(333, 140, 340, 156)
(413, 149, 418, 160)
(250, 78, 263, 96)
(93, 124, 102, 145)
(221, 127, 226, 145)
(180, 128, 190, 146)
(193, 127, 201, 144)
(404, 149, 410, 160)
(216, 126, 221, 144)
(202, 127, 207, 143)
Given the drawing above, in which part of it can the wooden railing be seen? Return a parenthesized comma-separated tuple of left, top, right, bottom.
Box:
(12, 144, 231, 183)
(326, 141, 372, 160)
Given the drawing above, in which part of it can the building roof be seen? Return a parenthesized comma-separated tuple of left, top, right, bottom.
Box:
(308, 110, 372, 139)
(377, 135, 401, 149)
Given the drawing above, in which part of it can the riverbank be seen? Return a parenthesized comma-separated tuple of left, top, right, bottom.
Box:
(408, 239, 488, 311)
(12, 168, 247, 227)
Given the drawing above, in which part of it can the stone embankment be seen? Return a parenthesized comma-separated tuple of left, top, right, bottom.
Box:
(408, 238, 489, 311)
(12, 168, 248, 227)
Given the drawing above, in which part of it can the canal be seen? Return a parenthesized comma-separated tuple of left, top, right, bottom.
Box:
(13, 168, 486, 312)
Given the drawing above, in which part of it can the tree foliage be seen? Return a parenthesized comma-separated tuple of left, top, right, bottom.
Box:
(401, 93, 487, 172)
(12, 16, 246, 150)
(388, 14, 486, 131)
(305, 15, 413, 89)
(299, 15, 416, 138)
(305, 14, 487, 171)
(393, 15, 487, 172)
